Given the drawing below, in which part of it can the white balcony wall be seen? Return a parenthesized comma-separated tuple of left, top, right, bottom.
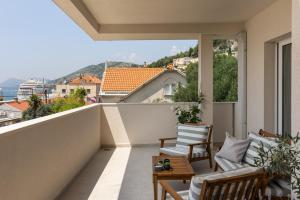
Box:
(0, 104, 101, 200)
(100, 103, 235, 146)
(0, 102, 235, 199)
(100, 103, 182, 146)
(213, 103, 235, 143)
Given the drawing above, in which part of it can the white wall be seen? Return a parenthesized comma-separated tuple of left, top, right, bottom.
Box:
(100, 103, 180, 146)
(0, 104, 101, 200)
(100, 103, 234, 146)
(213, 103, 234, 143)
(245, 0, 292, 132)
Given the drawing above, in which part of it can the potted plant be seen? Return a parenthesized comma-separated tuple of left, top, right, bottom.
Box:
(175, 93, 205, 125)
(253, 134, 300, 199)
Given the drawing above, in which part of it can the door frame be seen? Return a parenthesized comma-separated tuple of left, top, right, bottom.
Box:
(276, 38, 291, 135)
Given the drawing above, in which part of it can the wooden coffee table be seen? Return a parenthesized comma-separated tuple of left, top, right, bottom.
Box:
(152, 156, 195, 200)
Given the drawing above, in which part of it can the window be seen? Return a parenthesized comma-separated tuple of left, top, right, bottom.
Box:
(164, 83, 176, 96)
(164, 84, 171, 95)
(62, 89, 66, 94)
(87, 89, 91, 94)
(70, 89, 74, 94)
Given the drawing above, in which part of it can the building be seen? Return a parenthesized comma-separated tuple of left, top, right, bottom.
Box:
(0, 100, 29, 127)
(173, 57, 198, 72)
(56, 74, 101, 102)
(99, 67, 186, 103)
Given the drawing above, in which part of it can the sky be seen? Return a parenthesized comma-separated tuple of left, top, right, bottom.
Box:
(0, 1, 197, 83)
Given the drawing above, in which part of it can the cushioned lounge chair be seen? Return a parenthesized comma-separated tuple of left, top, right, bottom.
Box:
(160, 167, 266, 200)
(159, 124, 213, 168)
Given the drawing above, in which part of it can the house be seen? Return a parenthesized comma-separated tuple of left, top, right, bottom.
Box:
(99, 67, 186, 103)
(56, 74, 101, 102)
(0, 100, 29, 127)
(173, 57, 198, 72)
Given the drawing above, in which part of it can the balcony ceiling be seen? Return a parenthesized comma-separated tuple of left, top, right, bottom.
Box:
(53, 0, 277, 40)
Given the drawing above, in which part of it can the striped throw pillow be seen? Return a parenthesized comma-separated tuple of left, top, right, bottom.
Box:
(243, 132, 278, 166)
(176, 124, 209, 148)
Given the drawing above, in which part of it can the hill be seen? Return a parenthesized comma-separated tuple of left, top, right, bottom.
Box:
(54, 61, 140, 83)
(149, 45, 198, 67)
(0, 78, 24, 89)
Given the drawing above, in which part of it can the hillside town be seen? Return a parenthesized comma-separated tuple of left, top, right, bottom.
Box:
(0, 57, 196, 127)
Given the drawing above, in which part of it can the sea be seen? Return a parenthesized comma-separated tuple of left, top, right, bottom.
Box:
(0, 87, 18, 101)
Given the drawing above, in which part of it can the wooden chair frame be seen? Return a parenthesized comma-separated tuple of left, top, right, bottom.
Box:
(159, 125, 213, 168)
(160, 170, 266, 200)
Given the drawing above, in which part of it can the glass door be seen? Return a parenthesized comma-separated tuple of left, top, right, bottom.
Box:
(277, 39, 291, 136)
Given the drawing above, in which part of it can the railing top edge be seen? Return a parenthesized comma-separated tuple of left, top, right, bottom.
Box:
(0, 104, 100, 135)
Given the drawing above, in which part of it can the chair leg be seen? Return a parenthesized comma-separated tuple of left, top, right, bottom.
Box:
(208, 156, 212, 169)
(161, 188, 166, 200)
(214, 163, 219, 171)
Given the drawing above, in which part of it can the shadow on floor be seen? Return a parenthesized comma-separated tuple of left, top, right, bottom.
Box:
(58, 146, 216, 200)
(58, 148, 115, 200)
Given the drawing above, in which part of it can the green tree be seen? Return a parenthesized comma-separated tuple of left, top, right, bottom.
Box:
(149, 45, 198, 67)
(213, 41, 238, 102)
(173, 63, 201, 102)
(52, 88, 87, 113)
(22, 95, 53, 120)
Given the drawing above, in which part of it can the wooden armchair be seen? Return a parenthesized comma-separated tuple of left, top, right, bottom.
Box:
(159, 124, 213, 168)
(160, 168, 266, 200)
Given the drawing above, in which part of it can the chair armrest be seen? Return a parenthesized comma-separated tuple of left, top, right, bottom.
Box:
(187, 141, 210, 147)
(187, 142, 211, 161)
(159, 137, 177, 148)
(159, 180, 184, 200)
(159, 137, 177, 141)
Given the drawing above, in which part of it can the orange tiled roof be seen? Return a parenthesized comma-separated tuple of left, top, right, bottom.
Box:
(7, 100, 29, 111)
(102, 67, 165, 92)
(70, 74, 101, 84)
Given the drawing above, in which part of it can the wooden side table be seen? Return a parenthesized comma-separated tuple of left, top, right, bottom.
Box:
(152, 156, 195, 200)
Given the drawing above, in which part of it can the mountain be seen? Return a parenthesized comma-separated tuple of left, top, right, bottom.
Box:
(0, 78, 24, 89)
(54, 61, 140, 83)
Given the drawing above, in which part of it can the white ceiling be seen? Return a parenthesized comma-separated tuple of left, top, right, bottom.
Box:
(83, 0, 277, 24)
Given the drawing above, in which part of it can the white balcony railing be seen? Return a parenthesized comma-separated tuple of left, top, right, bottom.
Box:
(0, 102, 235, 199)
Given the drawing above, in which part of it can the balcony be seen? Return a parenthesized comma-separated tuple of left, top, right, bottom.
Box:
(0, 103, 231, 200)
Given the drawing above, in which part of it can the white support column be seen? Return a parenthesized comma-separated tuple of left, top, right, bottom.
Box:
(292, 1, 300, 198)
(291, 0, 300, 136)
(198, 34, 213, 125)
(235, 32, 247, 138)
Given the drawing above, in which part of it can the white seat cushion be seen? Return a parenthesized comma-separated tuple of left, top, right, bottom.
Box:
(215, 155, 249, 171)
(265, 178, 291, 198)
(160, 146, 208, 158)
(166, 190, 189, 200)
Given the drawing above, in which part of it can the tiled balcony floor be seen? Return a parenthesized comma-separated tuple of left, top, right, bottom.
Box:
(58, 146, 215, 200)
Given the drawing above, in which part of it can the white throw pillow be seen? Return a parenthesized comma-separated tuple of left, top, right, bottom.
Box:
(216, 135, 251, 163)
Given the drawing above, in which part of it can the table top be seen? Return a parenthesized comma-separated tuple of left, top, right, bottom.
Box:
(152, 156, 195, 177)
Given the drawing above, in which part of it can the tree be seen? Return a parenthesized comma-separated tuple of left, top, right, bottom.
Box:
(149, 45, 198, 67)
(52, 88, 87, 113)
(213, 40, 238, 102)
(22, 95, 53, 120)
(173, 63, 201, 102)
